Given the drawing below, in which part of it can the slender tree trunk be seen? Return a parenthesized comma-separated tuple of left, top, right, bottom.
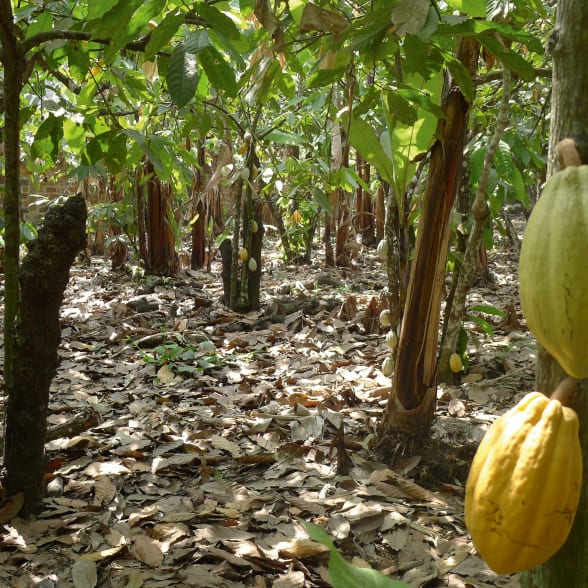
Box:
(520, 1, 588, 584)
(191, 140, 207, 270)
(379, 37, 480, 435)
(0, 2, 25, 412)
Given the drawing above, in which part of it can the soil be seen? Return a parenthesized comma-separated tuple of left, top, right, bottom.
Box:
(0, 221, 533, 588)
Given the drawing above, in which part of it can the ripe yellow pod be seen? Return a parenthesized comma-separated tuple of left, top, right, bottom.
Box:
(465, 389, 582, 574)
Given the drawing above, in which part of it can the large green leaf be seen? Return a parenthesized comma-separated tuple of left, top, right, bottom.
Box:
(445, 0, 486, 17)
(184, 29, 211, 54)
(303, 521, 411, 588)
(388, 70, 443, 197)
(478, 33, 535, 81)
(31, 114, 63, 160)
(345, 115, 395, 188)
(196, 4, 240, 40)
(198, 46, 238, 97)
(166, 44, 199, 108)
(145, 11, 184, 60)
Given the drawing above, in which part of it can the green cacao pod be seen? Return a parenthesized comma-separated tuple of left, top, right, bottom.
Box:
(519, 166, 588, 379)
(381, 356, 394, 376)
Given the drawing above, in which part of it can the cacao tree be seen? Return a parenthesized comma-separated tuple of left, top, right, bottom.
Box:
(519, 0, 588, 584)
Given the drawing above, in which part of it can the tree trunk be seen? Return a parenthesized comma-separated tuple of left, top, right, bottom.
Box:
(438, 67, 511, 383)
(144, 161, 178, 276)
(379, 37, 480, 435)
(520, 1, 588, 585)
(0, 2, 25, 413)
(4, 195, 87, 513)
(191, 140, 207, 270)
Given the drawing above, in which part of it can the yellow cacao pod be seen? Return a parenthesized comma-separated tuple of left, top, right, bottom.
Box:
(381, 356, 394, 376)
(449, 353, 462, 373)
(239, 247, 248, 262)
(465, 391, 582, 575)
(519, 166, 588, 378)
(251, 220, 259, 233)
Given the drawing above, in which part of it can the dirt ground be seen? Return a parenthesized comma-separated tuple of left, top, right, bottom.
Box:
(0, 222, 534, 587)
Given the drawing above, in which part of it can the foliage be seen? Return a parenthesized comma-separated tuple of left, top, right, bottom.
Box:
(302, 520, 412, 588)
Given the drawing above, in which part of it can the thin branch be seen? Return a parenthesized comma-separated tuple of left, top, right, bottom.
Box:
(475, 66, 551, 85)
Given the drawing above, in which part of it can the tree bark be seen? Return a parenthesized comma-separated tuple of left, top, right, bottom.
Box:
(4, 195, 87, 513)
(520, 1, 588, 584)
(0, 1, 25, 411)
(380, 37, 480, 435)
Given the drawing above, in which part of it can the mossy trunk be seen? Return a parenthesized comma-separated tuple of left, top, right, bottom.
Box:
(519, 1, 588, 586)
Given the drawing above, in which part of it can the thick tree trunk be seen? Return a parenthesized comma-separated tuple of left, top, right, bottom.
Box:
(380, 37, 480, 435)
(145, 162, 178, 276)
(4, 195, 87, 513)
(520, 1, 588, 585)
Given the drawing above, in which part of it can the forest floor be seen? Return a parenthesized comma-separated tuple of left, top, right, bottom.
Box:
(0, 220, 534, 588)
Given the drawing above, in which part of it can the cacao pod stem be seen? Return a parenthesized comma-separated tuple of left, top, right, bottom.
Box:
(557, 138, 582, 168)
(550, 377, 578, 406)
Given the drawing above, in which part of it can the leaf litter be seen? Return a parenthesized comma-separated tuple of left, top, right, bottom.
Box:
(0, 232, 534, 588)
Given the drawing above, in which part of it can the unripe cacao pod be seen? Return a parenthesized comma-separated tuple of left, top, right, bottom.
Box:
(251, 220, 259, 233)
(385, 330, 398, 350)
(465, 390, 582, 574)
(376, 239, 388, 260)
(379, 309, 391, 327)
(519, 166, 588, 378)
(239, 247, 248, 262)
(381, 357, 394, 376)
(248, 257, 257, 272)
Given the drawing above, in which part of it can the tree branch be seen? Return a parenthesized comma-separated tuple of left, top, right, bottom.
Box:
(475, 66, 552, 85)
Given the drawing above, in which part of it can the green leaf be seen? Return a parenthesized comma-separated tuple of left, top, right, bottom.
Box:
(32, 114, 63, 160)
(199, 46, 238, 97)
(123, 129, 165, 176)
(444, 0, 486, 17)
(67, 43, 90, 83)
(185, 30, 211, 54)
(87, 0, 118, 20)
(87, 0, 143, 41)
(63, 118, 85, 152)
(303, 521, 411, 588)
(468, 314, 495, 337)
(25, 11, 53, 39)
(263, 130, 306, 146)
(446, 57, 474, 101)
(345, 115, 395, 188)
(196, 4, 240, 40)
(166, 44, 199, 108)
(471, 304, 506, 318)
(478, 33, 535, 81)
(145, 11, 184, 60)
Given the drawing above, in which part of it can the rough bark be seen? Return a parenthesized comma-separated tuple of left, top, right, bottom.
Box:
(4, 195, 87, 513)
(145, 162, 178, 276)
(520, 1, 588, 585)
(0, 1, 25, 403)
(380, 37, 480, 435)
(438, 67, 511, 383)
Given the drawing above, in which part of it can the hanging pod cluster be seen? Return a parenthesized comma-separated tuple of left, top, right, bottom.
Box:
(465, 140, 586, 574)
